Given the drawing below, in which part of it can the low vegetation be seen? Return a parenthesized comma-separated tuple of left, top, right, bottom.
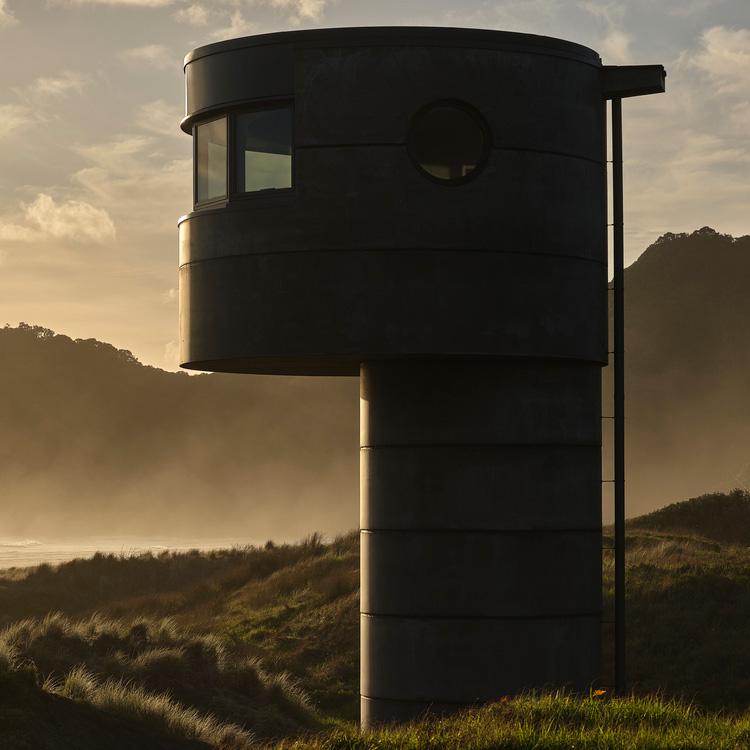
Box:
(280, 694, 750, 750)
(52, 666, 255, 749)
(3, 492, 750, 748)
(1, 612, 314, 740)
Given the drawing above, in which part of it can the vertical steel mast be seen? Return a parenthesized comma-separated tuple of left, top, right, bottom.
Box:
(611, 96, 626, 695)
(603, 65, 666, 694)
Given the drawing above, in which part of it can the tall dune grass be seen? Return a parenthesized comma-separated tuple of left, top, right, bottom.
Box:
(0, 611, 315, 740)
(48, 666, 255, 749)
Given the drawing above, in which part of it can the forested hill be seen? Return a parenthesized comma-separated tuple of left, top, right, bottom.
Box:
(0, 226, 748, 536)
(618, 227, 750, 517)
(0, 324, 358, 539)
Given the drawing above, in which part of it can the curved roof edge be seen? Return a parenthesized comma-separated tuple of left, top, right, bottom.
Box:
(183, 26, 601, 69)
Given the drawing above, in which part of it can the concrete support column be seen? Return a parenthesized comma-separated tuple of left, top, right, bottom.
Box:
(360, 360, 602, 727)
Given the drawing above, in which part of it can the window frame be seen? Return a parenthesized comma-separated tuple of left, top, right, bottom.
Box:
(232, 100, 295, 199)
(193, 114, 229, 209)
(406, 99, 492, 187)
(192, 100, 295, 210)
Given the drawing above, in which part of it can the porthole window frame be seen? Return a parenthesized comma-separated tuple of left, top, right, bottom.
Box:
(406, 98, 492, 186)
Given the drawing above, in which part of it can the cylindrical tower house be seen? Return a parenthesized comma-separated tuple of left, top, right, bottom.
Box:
(178, 27, 664, 727)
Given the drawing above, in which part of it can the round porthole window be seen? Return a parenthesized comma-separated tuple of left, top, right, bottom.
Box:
(407, 101, 490, 184)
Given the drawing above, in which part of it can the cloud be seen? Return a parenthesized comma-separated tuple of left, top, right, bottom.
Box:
(600, 28, 632, 64)
(0, 223, 40, 242)
(0, 104, 36, 139)
(0, 194, 116, 244)
(210, 10, 256, 40)
(269, 0, 327, 23)
(608, 23, 750, 260)
(16, 71, 88, 103)
(72, 134, 191, 237)
(120, 44, 175, 69)
(75, 134, 155, 173)
(22, 193, 116, 243)
(578, 0, 624, 25)
(136, 99, 183, 137)
(667, 0, 727, 17)
(52, 0, 175, 6)
(690, 26, 750, 95)
(442, 0, 563, 34)
(175, 2, 208, 25)
(207, 0, 328, 35)
(0, 0, 17, 29)
(579, 0, 631, 63)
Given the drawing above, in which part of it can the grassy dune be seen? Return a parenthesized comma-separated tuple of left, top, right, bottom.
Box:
(3, 492, 750, 748)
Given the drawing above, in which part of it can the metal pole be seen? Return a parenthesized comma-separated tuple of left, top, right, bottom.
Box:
(612, 97, 626, 695)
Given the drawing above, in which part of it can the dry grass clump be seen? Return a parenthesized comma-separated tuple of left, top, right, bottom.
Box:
(0, 611, 315, 739)
(47, 666, 255, 749)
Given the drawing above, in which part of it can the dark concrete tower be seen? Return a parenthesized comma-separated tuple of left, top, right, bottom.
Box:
(178, 27, 665, 727)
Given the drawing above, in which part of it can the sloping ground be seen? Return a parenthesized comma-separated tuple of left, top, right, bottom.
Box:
(0, 533, 360, 723)
(280, 695, 750, 750)
(624, 530, 750, 709)
(0, 668, 213, 750)
(0, 613, 315, 741)
(4, 494, 750, 746)
(628, 489, 750, 545)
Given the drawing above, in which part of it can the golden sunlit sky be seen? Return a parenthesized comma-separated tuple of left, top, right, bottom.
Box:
(0, 0, 748, 369)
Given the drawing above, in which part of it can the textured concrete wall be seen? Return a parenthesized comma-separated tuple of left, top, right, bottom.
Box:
(360, 361, 602, 724)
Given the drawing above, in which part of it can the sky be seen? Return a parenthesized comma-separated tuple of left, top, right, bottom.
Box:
(0, 0, 748, 369)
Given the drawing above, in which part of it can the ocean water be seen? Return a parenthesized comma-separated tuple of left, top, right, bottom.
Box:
(0, 536, 262, 570)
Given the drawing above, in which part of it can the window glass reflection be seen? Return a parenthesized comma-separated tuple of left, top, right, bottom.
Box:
(236, 107, 292, 193)
(408, 103, 487, 182)
(196, 117, 227, 203)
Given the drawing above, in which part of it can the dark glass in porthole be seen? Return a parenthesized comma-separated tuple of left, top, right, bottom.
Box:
(195, 117, 227, 203)
(408, 102, 488, 182)
(236, 107, 293, 193)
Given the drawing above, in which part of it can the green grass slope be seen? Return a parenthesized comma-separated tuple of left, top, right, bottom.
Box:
(3, 491, 750, 747)
(281, 694, 750, 750)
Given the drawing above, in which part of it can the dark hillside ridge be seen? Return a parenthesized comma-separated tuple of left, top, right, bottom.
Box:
(0, 226, 748, 535)
(0, 323, 358, 539)
(628, 489, 750, 546)
(606, 227, 750, 517)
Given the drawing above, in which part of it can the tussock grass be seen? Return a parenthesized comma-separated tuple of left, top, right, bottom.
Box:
(48, 666, 255, 749)
(0, 611, 315, 740)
